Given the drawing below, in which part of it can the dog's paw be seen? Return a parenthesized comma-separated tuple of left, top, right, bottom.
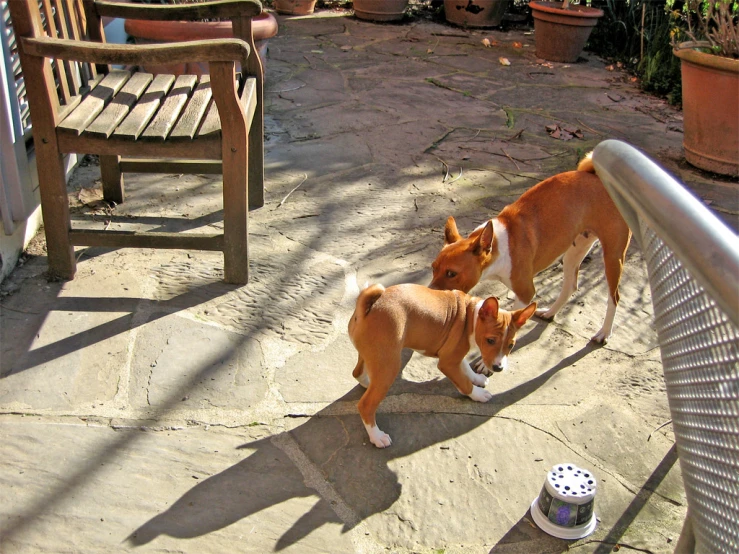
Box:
(471, 357, 492, 376)
(590, 329, 610, 344)
(471, 372, 489, 388)
(468, 385, 493, 403)
(366, 425, 392, 448)
(535, 308, 556, 321)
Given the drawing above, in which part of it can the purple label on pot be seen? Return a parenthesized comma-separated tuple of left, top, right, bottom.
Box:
(548, 498, 577, 527)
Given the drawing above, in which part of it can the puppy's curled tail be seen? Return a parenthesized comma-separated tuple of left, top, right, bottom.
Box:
(355, 283, 385, 318)
(348, 284, 385, 344)
(577, 151, 595, 174)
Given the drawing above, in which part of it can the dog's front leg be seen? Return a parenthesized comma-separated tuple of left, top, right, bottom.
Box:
(438, 360, 493, 403)
(462, 358, 489, 387)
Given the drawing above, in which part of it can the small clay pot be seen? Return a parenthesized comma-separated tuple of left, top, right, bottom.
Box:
(529, 1, 603, 63)
(354, 0, 409, 22)
(274, 0, 317, 15)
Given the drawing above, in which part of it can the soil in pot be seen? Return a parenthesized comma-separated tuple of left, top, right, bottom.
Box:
(444, 0, 509, 28)
(529, 1, 603, 63)
(354, 0, 409, 22)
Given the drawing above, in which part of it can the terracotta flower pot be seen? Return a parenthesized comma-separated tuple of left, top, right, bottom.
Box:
(674, 43, 739, 177)
(125, 12, 279, 75)
(529, 1, 603, 63)
(444, 0, 509, 28)
(353, 0, 409, 22)
(274, 0, 317, 15)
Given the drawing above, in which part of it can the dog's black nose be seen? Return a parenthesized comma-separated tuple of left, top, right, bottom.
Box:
(492, 365, 504, 373)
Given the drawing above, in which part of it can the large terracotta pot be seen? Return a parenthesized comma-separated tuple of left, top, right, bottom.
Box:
(444, 0, 509, 28)
(529, 1, 603, 63)
(274, 0, 317, 15)
(674, 43, 739, 177)
(124, 12, 278, 74)
(353, 0, 409, 22)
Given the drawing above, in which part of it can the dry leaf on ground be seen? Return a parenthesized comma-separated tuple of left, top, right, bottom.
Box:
(546, 124, 583, 141)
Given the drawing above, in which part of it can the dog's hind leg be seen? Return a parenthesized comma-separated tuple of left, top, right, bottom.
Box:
(357, 354, 400, 448)
(592, 230, 631, 344)
(536, 232, 598, 320)
(352, 354, 369, 388)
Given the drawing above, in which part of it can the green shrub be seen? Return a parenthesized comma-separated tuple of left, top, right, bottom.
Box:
(587, 0, 683, 104)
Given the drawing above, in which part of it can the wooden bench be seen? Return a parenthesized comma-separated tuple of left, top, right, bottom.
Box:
(9, 0, 265, 285)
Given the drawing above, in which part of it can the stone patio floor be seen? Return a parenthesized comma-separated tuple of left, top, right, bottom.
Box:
(1, 8, 737, 554)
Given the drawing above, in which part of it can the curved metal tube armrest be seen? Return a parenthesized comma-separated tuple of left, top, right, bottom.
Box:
(592, 139, 739, 325)
(91, 0, 262, 21)
(21, 36, 250, 68)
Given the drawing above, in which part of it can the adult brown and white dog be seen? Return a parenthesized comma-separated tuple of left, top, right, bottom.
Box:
(430, 154, 631, 346)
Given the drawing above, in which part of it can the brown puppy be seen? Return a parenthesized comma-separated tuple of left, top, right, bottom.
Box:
(348, 283, 536, 447)
(430, 154, 631, 344)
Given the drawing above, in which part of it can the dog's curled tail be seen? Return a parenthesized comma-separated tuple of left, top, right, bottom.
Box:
(577, 151, 595, 174)
(355, 283, 385, 317)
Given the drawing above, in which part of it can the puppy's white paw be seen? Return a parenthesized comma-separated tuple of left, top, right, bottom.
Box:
(470, 372, 489, 387)
(535, 307, 556, 321)
(366, 424, 392, 448)
(468, 385, 493, 403)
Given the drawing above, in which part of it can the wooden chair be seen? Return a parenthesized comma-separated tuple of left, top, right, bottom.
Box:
(9, 0, 265, 285)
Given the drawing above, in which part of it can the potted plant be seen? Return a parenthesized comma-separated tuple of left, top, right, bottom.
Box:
(529, 0, 604, 62)
(671, 0, 738, 177)
(443, 0, 509, 28)
(274, 0, 317, 15)
(354, 0, 409, 22)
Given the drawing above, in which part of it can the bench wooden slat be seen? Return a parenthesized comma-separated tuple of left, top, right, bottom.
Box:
(141, 74, 198, 141)
(198, 98, 220, 138)
(58, 70, 131, 135)
(119, 158, 222, 174)
(86, 72, 154, 138)
(198, 76, 256, 138)
(69, 229, 224, 250)
(170, 75, 211, 140)
(113, 74, 175, 140)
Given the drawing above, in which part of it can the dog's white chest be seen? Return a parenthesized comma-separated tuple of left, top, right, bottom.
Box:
(481, 219, 513, 288)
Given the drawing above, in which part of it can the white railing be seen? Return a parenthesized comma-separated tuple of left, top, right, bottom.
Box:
(1, 0, 34, 236)
(593, 140, 739, 554)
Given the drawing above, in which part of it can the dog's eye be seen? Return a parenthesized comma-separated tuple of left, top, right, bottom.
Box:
(486, 337, 496, 346)
(446, 270, 457, 278)
(508, 341, 515, 350)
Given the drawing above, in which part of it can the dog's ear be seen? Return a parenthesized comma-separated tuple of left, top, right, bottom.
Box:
(473, 221, 494, 255)
(479, 297, 500, 321)
(444, 216, 462, 245)
(513, 302, 537, 328)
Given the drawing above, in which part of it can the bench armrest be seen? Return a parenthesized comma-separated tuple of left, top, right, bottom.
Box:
(21, 36, 250, 67)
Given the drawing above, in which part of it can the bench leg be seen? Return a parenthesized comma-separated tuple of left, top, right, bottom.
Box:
(248, 100, 264, 210)
(37, 150, 76, 280)
(222, 123, 249, 284)
(100, 155, 124, 205)
(222, 152, 249, 285)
